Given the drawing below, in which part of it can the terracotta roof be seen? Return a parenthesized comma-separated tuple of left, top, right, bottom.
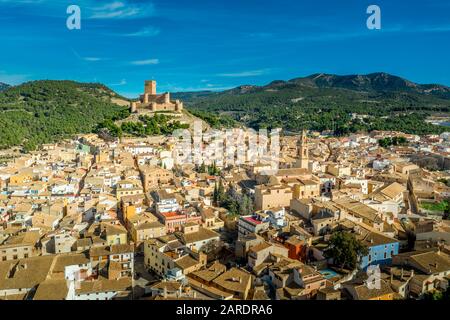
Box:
(178, 227, 220, 245)
(189, 261, 227, 282)
(76, 277, 132, 295)
(212, 268, 253, 294)
(175, 254, 199, 270)
(33, 279, 68, 300)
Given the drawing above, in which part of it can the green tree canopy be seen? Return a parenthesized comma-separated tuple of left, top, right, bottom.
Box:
(324, 231, 369, 270)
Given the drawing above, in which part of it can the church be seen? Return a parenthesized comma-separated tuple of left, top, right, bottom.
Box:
(130, 80, 183, 113)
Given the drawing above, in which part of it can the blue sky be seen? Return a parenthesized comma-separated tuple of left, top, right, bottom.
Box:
(1, 0, 450, 98)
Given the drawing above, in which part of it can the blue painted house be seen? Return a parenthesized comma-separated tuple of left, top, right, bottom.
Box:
(359, 231, 399, 270)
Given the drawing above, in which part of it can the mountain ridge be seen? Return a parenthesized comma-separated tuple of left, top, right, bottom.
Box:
(180, 72, 450, 135)
(174, 72, 450, 100)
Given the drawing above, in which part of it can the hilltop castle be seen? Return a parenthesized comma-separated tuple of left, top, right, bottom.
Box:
(130, 80, 183, 113)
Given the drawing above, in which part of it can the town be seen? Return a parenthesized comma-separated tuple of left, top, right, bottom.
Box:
(1, 82, 449, 301)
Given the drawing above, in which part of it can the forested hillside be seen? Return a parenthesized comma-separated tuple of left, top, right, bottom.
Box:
(0, 81, 130, 151)
(182, 73, 450, 135)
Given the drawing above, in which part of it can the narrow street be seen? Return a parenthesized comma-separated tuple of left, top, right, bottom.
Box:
(132, 255, 158, 299)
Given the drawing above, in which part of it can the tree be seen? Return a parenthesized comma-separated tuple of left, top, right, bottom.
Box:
(444, 204, 450, 220)
(199, 163, 206, 173)
(200, 239, 223, 261)
(217, 179, 226, 204)
(226, 199, 239, 215)
(239, 194, 253, 216)
(207, 162, 220, 176)
(324, 231, 369, 270)
(239, 195, 249, 215)
(213, 182, 219, 205)
(423, 290, 444, 300)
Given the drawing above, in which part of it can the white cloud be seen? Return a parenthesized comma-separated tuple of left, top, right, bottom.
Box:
(125, 26, 160, 37)
(98, 2, 125, 11)
(110, 79, 127, 86)
(70, 49, 108, 62)
(130, 59, 159, 66)
(83, 57, 104, 62)
(217, 69, 269, 77)
(89, 1, 155, 20)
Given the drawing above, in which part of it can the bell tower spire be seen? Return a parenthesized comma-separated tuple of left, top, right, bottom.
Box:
(295, 129, 309, 169)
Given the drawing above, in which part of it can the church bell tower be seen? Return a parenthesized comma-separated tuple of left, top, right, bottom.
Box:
(295, 130, 309, 169)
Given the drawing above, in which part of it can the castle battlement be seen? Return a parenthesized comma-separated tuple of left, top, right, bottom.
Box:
(131, 80, 183, 113)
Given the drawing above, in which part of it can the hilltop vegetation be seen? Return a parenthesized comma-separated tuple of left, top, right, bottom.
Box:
(182, 73, 450, 135)
(0, 81, 130, 151)
(96, 113, 189, 138)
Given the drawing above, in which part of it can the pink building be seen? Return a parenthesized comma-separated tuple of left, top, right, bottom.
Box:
(158, 211, 202, 233)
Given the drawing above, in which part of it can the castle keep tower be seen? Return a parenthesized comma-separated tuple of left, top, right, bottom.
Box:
(130, 79, 183, 113)
(144, 80, 157, 95)
(295, 129, 309, 169)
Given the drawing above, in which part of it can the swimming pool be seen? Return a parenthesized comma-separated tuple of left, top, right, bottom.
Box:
(319, 268, 340, 279)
